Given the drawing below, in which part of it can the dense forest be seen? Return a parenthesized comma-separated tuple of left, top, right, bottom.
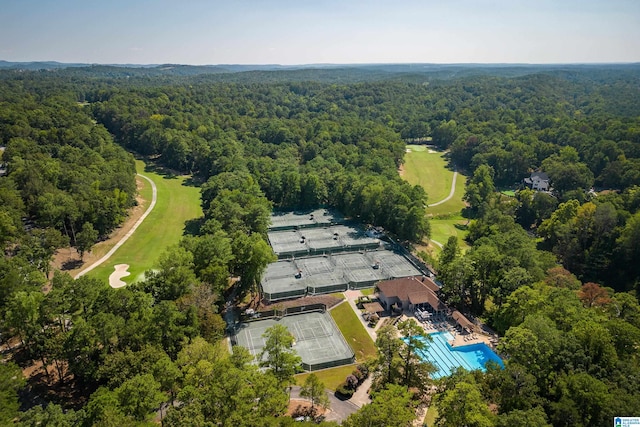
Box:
(1, 64, 640, 425)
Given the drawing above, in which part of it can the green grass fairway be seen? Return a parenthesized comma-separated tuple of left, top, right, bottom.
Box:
(426, 172, 467, 217)
(402, 144, 469, 254)
(295, 364, 357, 391)
(429, 216, 470, 253)
(88, 159, 202, 285)
(403, 145, 453, 203)
(402, 145, 466, 216)
(330, 302, 376, 362)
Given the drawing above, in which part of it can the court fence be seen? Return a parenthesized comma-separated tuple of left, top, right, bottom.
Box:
(303, 308, 356, 371)
(239, 303, 327, 323)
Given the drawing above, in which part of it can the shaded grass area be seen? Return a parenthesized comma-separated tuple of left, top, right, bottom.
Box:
(88, 159, 202, 285)
(429, 216, 470, 254)
(330, 303, 376, 363)
(295, 364, 357, 391)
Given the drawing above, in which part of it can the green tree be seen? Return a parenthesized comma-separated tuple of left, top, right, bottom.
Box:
(300, 373, 330, 412)
(397, 319, 434, 395)
(83, 387, 134, 427)
(438, 235, 460, 267)
(16, 403, 82, 427)
(144, 245, 198, 301)
(231, 232, 276, 300)
(342, 384, 415, 427)
(435, 376, 495, 427)
(115, 373, 165, 421)
(75, 221, 98, 260)
(464, 164, 495, 215)
(372, 324, 402, 389)
(0, 360, 25, 425)
(496, 407, 551, 427)
(259, 324, 302, 386)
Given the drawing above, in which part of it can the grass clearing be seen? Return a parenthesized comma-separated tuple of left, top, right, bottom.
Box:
(360, 288, 375, 296)
(330, 302, 376, 362)
(295, 364, 357, 391)
(88, 159, 202, 285)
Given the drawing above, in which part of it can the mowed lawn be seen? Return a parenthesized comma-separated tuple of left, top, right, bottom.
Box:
(429, 216, 470, 253)
(330, 302, 376, 363)
(402, 144, 469, 255)
(88, 159, 202, 284)
(402, 145, 453, 203)
(295, 364, 357, 391)
(426, 171, 467, 217)
(402, 145, 466, 217)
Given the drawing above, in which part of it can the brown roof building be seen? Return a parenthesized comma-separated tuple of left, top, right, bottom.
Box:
(376, 276, 446, 313)
(452, 310, 476, 332)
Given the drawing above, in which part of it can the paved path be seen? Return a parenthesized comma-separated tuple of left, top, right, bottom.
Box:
(430, 239, 444, 249)
(349, 376, 373, 408)
(75, 173, 157, 279)
(428, 168, 458, 207)
(290, 385, 360, 423)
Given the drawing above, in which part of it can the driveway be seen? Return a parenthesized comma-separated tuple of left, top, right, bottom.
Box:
(290, 385, 360, 423)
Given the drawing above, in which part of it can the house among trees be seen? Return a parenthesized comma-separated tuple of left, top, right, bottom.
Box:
(524, 171, 550, 191)
(376, 276, 445, 314)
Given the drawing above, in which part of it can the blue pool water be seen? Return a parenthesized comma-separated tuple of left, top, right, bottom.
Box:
(410, 331, 504, 379)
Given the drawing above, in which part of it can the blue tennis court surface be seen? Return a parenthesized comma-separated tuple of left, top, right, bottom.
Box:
(411, 331, 504, 379)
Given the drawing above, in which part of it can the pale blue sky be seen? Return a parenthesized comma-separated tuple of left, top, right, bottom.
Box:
(1, 0, 639, 64)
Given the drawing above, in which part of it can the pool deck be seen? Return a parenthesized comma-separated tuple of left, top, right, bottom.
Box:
(398, 312, 498, 349)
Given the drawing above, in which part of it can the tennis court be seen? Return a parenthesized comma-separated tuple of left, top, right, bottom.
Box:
(369, 250, 422, 278)
(233, 311, 355, 371)
(297, 256, 334, 276)
(261, 249, 422, 300)
(267, 223, 380, 258)
(269, 209, 342, 231)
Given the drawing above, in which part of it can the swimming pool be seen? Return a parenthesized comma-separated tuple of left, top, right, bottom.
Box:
(410, 331, 504, 379)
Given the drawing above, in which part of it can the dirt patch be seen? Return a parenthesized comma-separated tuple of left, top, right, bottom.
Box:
(50, 176, 148, 279)
(287, 399, 327, 420)
(398, 163, 405, 177)
(109, 264, 131, 288)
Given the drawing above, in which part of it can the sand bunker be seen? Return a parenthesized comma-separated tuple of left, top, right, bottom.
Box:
(109, 264, 131, 288)
(428, 149, 437, 153)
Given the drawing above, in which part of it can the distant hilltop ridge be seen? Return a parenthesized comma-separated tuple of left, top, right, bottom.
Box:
(1, 60, 639, 71)
(2, 61, 640, 82)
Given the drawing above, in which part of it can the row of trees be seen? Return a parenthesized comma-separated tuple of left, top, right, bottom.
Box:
(432, 167, 640, 424)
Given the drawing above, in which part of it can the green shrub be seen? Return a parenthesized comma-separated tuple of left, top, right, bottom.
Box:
(335, 382, 355, 399)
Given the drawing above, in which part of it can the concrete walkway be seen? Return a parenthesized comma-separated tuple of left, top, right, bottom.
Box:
(342, 289, 385, 343)
(339, 289, 385, 409)
(75, 173, 157, 279)
(349, 376, 373, 408)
